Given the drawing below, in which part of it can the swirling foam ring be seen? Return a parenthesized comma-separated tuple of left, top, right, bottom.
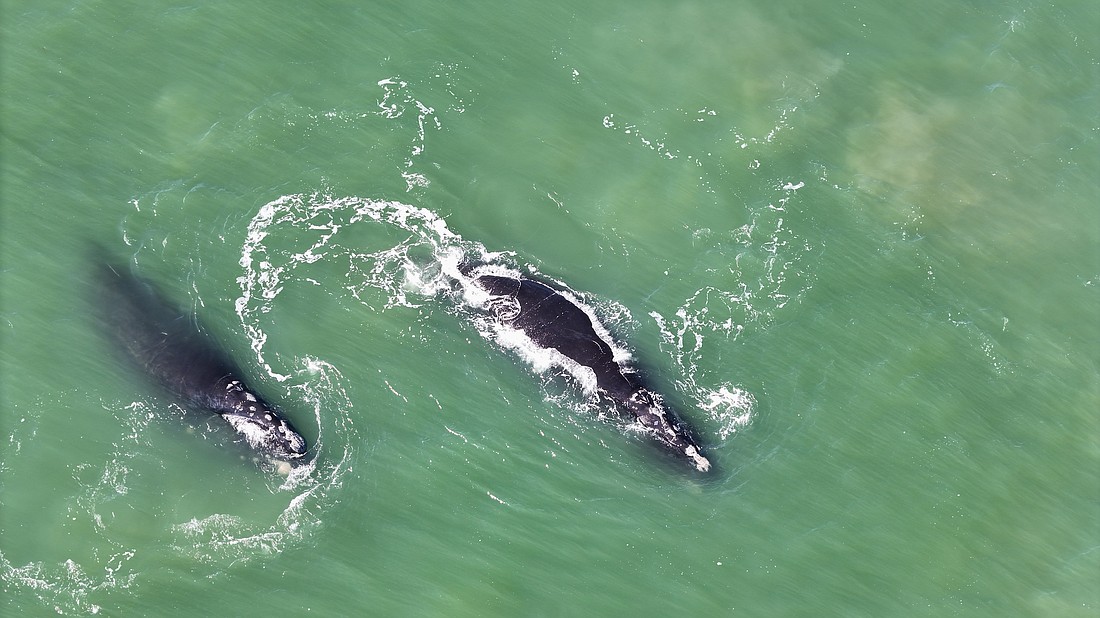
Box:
(237, 194, 472, 323)
(168, 358, 354, 567)
(110, 195, 407, 567)
(71, 373, 349, 573)
(171, 194, 374, 568)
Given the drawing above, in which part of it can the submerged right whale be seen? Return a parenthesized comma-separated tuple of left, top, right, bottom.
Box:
(91, 252, 308, 464)
(462, 267, 712, 473)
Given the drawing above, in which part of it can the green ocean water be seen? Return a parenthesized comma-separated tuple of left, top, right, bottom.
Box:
(2, 0, 1098, 615)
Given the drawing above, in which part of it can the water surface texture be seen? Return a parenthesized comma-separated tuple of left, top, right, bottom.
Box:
(2, 1, 1098, 615)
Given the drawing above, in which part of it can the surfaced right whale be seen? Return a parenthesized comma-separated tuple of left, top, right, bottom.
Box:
(92, 251, 308, 464)
(462, 267, 712, 473)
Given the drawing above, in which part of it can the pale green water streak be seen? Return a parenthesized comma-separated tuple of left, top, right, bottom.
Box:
(2, 0, 1098, 616)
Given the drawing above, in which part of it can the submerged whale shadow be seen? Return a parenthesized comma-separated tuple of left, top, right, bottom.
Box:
(88, 245, 309, 467)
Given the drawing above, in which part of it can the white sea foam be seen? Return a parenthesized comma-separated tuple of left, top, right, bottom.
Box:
(700, 384, 756, 440)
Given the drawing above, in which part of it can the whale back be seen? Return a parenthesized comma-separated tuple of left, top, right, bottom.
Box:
(94, 261, 235, 400)
(471, 272, 711, 472)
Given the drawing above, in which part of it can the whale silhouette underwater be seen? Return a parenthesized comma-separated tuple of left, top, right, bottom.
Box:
(460, 265, 713, 473)
(91, 253, 308, 465)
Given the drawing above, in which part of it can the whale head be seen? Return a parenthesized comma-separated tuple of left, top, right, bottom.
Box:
(624, 389, 712, 473)
(216, 379, 308, 461)
(220, 410, 308, 461)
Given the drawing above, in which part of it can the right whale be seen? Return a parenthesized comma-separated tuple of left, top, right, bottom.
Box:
(91, 251, 308, 465)
(462, 267, 712, 473)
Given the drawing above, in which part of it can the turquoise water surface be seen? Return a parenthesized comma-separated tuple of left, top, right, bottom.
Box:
(2, 1, 1098, 616)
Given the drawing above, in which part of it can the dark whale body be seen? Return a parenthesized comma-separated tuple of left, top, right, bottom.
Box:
(468, 272, 712, 473)
(92, 255, 307, 462)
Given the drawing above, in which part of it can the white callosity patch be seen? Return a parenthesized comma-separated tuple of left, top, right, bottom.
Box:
(218, 377, 306, 458)
(277, 420, 307, 455)
(219, 413, 277, 452)
(684, 445, 711, 473)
